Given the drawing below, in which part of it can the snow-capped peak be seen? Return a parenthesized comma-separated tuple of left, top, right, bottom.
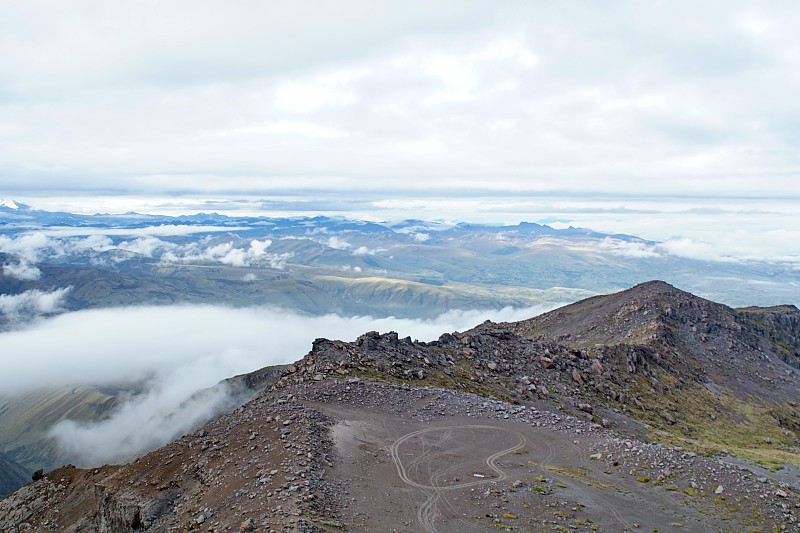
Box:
(0, 198, 20, 209)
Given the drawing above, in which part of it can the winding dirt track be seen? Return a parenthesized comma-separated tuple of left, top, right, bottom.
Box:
(389, 425, 525, 533)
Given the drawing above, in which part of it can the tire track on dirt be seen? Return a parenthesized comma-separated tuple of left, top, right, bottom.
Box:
(390, 425, 525, 533)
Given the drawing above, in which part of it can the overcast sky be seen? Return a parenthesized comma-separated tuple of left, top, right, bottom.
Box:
(1, 1, 798, 200)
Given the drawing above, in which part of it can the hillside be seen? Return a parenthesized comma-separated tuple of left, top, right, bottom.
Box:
(1, 282, 798, 532)
(511, 280, 800, 466)
(0, 453, 28, 497)
(0, 386, 121, 473)
(0, 365, 288, 495)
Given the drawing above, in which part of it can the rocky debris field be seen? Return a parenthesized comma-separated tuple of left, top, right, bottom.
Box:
(0, 387, 336, 533)
(299, 378, 799, 532)
(1, 376, 798, 532)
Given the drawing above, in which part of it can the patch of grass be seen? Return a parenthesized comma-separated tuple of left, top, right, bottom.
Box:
(665, 485, 679, 491)
(713, 496, 726, 504)
(682, 487, 698, 497)
(502, 513, 518, 519)
(546, 465, 585, 479)
(636, 475, 651, 483)
(619, 366, 800, 471)
(352, 364, 515, 403)
(546, 465, 612, 489)
(743, 512, 764, 526)
(313, 518, 346, 529)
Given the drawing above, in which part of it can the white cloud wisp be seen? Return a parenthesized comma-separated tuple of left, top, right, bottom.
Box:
(0, 287, 71, 323)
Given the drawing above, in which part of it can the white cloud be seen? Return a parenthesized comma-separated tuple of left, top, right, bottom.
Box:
(62, 234, 114, 254)
(117, 236, 175, 257)
(0, 231, 292, 270)
(0, 303, 554, 397)
(2, 260, 42, 280)
(0, 2, 798, 199)
(0, 233, 52, 262)
(162, 238, 290, 268)
(275, 82, 338, 113)
(247, 238, 271, 257)
(597, 238, 662, 259)
(326, 236, 351, 250)
(0, 287, 71, 322)
(351, 245, 386, 256)
(48, 368, 235, 467)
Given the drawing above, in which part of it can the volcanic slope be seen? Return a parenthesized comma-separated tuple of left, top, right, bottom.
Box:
(1, 281, 798, 532)
(512, 280, 800, 467)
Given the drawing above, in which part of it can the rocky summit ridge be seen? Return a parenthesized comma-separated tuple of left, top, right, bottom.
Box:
(1, 281, 799, 532)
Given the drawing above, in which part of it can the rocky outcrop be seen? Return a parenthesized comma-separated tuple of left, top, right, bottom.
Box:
(0, 391, 335, 532)
(266, 281, 800, 461)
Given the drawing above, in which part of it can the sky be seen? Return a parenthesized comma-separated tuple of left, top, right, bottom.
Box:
(0, 1, 798, 202)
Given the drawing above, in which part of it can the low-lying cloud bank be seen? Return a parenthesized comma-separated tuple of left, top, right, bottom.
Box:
(0, 303, 552, 466)
(50, 374, 235, 467)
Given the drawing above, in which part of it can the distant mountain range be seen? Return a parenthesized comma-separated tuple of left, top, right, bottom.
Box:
(1, 202, 798, 333)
